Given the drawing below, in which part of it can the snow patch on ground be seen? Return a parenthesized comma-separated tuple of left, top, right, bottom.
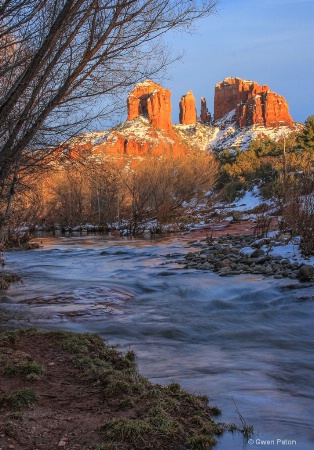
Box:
(262, 240, 314, 266)
(113, 116, 175, 144)
(174, 123, 217, 152)
(209, 112, 304, 152)
(232, 187, 262, 211)
(239, 247, 256, 256)
(64, 130, 110, 148)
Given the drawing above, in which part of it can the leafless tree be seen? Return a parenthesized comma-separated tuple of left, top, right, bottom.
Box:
(0, 0, 217, 189)
(20, 152, 217, 234)
(44, 157, 123, 227)
(119, 153, 218, 233)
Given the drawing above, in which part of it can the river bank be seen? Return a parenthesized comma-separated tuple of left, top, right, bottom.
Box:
(0, 328, 227, 450)
(1, 231, 314, 449)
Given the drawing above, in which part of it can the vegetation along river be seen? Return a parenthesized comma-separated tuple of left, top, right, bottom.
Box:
(2, 234, 314, 450)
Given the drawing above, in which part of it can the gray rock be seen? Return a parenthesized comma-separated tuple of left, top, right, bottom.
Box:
(247, 258, 260, 265)
(203, 262, 214, 270)
(264, 265, 273, 274)
(219, 267, 231, 274)
(251, 248, 265, 258)
(298, 265, 314, 281)
(251, 238, 270, 248)
(252, 269, 264, 274)
(280, 259, 290, 265)
(258, 256, 271, 264)
(239, 257, 249, 264)
(283, 269, 293, 277)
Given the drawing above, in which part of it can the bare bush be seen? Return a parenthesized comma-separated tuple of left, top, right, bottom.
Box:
(119, 153, 218, 233)
(280, 174, 314, 256)
(18, 152, 217, 234)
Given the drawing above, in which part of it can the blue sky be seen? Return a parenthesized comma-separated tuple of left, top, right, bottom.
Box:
(162, 0, 314, 124)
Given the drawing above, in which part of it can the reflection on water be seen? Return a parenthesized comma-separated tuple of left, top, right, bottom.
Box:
(3, 234, 314, 449)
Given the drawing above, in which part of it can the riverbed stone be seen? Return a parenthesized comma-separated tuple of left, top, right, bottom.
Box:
(264, 265, 273, 274)
(247, 258, 260, 265)
(298, 265, 314, 281)
(280, 259, 290, 265)
(251, 238, 270, 248)
(251, 248, 265, 257)
(183, 231, 311, 282)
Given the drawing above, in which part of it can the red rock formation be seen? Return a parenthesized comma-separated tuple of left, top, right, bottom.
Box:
(200, 97, 211, 123)
(127, 79, 172, 132)
(147, 88, 172, 132)
(57, 78, 295, 162)
(214, 77, 293, 127)
(88, 119, 187, 158)
(179, 91, 197, 124)
(262, 92, 293, 128)
(61, 116, 189, 159)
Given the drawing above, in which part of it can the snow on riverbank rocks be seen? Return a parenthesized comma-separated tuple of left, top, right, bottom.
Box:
(183, 234, 314, 280)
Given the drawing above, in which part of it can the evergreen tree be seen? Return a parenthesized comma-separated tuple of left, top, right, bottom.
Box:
(297, 115, 314, 152)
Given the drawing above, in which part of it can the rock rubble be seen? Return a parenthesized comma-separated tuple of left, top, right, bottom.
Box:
(182, 234, 313, 281)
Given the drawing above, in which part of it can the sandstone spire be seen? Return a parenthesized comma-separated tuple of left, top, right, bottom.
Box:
(179, 91, 197, 124)
(127, 79, 172, 132)
(200, 97, 211, 123)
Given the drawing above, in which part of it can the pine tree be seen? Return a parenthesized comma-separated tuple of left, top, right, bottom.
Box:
(297, 115, 314, 152)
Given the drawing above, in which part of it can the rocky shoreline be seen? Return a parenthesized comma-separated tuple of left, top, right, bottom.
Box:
(181, 233, 314, 281)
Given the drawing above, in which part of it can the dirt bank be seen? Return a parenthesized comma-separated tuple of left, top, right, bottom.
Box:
(0, 329, 225, 450)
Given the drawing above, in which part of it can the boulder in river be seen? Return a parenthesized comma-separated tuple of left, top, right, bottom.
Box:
(298, 265, 314, 281)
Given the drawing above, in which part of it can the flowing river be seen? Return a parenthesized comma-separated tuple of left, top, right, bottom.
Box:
(2, 234, 314, 450)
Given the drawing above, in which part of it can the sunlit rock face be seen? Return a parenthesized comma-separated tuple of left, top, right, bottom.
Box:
(179, 91, 197, 124)
(57, 77, 297, 160)
(58, 115, 189, 160)
(200, 97, 211, 123)
(59, 80, 190, 159)
(214, 77, 293, 128)
(127, 79, 172, 132)
(98, 118, 188, 158)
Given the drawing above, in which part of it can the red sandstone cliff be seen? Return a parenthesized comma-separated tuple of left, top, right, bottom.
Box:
(127, 79, 172, 132)
(96, 118, 187, 158)
(214, 77, 293, 128)
(179, 91, 197, 124)
(58, 78, 296, 160)
(59, 116, 188, 160)
(59, 80, 187, 159)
